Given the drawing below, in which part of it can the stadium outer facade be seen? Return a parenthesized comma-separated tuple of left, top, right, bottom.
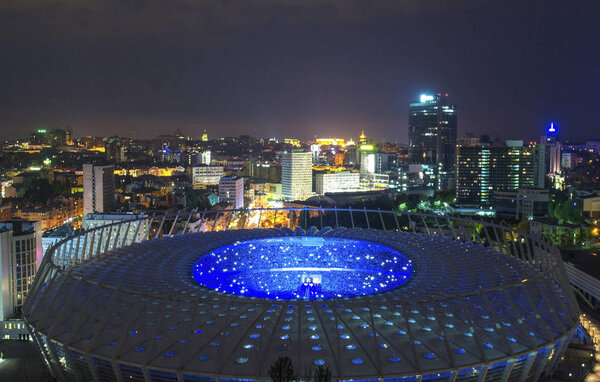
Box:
(23, 208, 579, 382)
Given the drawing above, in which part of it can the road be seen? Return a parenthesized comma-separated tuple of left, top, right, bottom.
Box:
(0, 340, 53, 382)
(581, 312, 600, 382)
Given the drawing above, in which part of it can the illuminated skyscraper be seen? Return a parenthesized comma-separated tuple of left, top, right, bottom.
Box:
(408, 94, 457, 190)
(282, 151, 312, 201)
(359, 144, 376, 175)
(456, 141, 546, 205)
(544, 122, 561, 175)
(344, 141, 358, 166)
(548, 142, 561, 175)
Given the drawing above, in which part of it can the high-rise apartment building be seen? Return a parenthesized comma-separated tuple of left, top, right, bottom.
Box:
(539, 122, 563, 188)
(542, 122, 562, 176)
(83, 164, 115, 215)
(105, 138, 126, 163)
(344, 144, 359, 166)
(548, 142, 562, 175)
(282, 151, 313, 201)
(0, 220, 42, 321)
(219, 177, 244, 209)
(456, 141, 545, 205)
(200, 150, 211, 165)
(408, 94, 457, 190)
(359, 144, 377, 175)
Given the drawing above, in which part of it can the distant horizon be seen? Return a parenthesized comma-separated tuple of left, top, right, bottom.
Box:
(6, 122, 598, 145)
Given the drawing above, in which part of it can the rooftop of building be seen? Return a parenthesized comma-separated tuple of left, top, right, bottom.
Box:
(219, 176, 241, 181)
(0, 220, 39, 235)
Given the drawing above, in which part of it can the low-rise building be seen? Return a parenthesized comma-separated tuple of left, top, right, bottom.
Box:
(396, 164, 436, 196)
(583, 196, 600, 219)
(315, 171, 360, 195)
(190, 166, 224, 189)
(0, 204, 11, 221)
(360, 173, 389, 189)
(495, 189, 549, 220)
(249, 181, 282, 202)
(14, 196, 83, 231)
(246, 161, 282, 183)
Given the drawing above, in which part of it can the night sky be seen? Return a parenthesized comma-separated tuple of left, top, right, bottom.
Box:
(1, 1, 598, 143)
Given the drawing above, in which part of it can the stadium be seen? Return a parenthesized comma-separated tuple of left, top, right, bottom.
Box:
(23, 208, 579, 382)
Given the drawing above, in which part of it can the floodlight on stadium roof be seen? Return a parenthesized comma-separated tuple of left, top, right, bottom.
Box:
(23, 208, 579, 382)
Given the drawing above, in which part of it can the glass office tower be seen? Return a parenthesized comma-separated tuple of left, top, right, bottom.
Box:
(456, 141, 546, 205)
(408, 94, 457, 190)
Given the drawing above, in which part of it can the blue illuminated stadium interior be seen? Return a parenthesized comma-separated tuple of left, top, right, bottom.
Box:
(192, 236, 413, 299)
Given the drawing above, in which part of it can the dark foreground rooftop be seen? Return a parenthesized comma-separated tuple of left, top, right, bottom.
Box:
(0, 340, 53, 382)
(561, 249, 600, 280)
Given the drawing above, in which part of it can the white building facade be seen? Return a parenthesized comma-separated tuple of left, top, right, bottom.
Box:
(548, 142, 561, 175)
(218, 177, 244, 209)
(315, 171, 360, 195)
(0, 220, 42, 339)
(191, 166, 224, 189)
(282, 151, 313, 201)
(200, 150, 211, 165)
(83, 164, 115, 215)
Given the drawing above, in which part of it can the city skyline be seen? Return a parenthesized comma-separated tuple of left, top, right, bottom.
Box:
(1, 1, 599, 142)
(2, 2, 600, 381)
(7, 118, 590, 145)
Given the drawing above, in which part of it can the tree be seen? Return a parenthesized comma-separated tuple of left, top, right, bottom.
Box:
(395, 193, 423, 212)
(311, 365, 331, 382)
(549, 191, 585, 225)
(183, 187, 210, 211)
(516, 220, 530, 234)
(431, 189, 456, 204)
(269, 356, 296, 382)
(23, 178, 69, 205)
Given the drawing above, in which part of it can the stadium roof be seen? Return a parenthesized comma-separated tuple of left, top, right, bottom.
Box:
(25, 224, 577, 379)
